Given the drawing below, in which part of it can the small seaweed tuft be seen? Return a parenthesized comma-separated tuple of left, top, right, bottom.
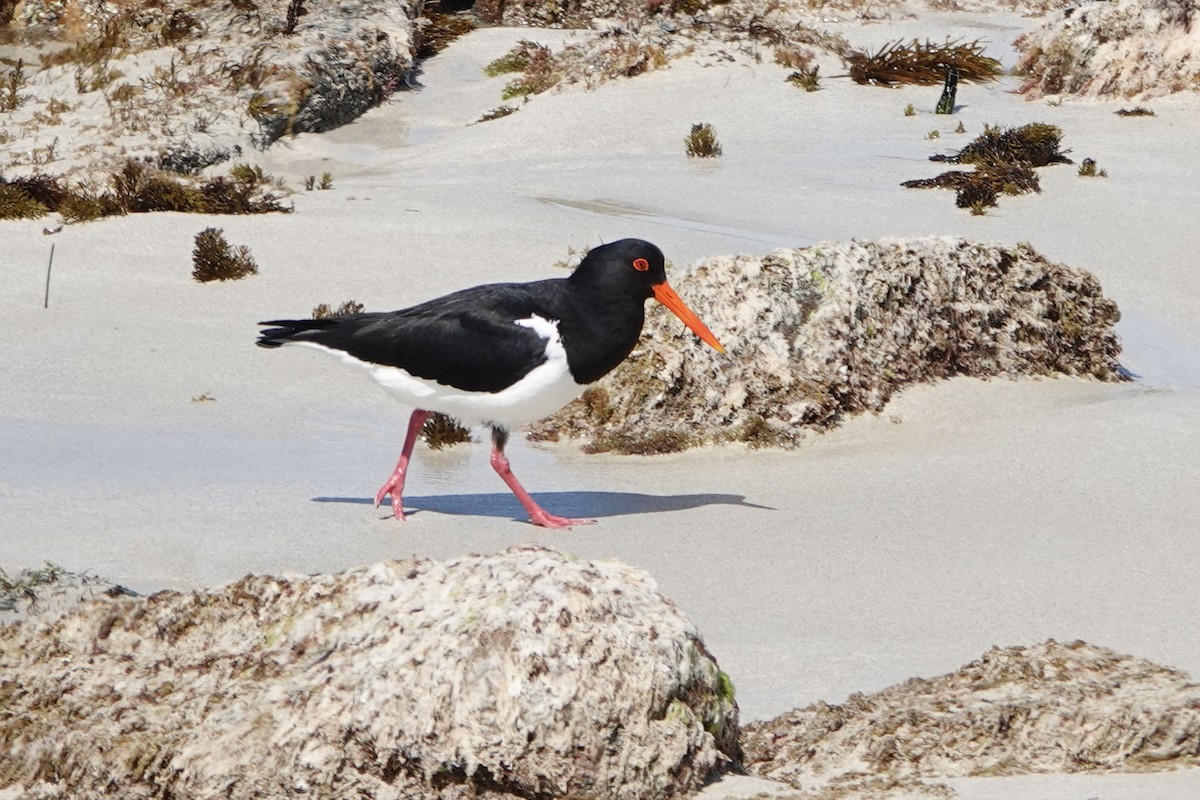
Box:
(0, 183, 49, 220)
(228, 162, 266, 184)
(301, 171, 332, 191)
(773, 45, 814, 71)
(786, 67, 820, 91)
(112, 159, 205, 213)
(1115, 106, 1155, 117)
(1, 58, 26, 112)
(422, 413, 473, 449)
(311, 300, 365, 319)
(476, 104, 518, 123)
(495, 41, 558, 100)
(199, 165, 290, 214)
(58, 189, 125, 224)
(484, 47, 534, 77)
(685, 123, 722, 158)
(192, 227, 258, 283)
(1077, 158, 1107, 177)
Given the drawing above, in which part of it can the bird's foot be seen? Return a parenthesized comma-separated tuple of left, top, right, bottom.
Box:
(528, 510, 597, 530)
(374, 474, 407, 520)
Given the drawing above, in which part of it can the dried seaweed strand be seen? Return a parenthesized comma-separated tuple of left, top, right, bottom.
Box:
(845, 38, 1001, 86)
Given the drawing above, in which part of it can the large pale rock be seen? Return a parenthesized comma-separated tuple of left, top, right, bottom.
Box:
(742, 640, 1200, 798)
(4, 0, 416, 177)
(531, 237, 1123, 453)
(0, 547, 739, 799)
(1015, 0, 1200, 98)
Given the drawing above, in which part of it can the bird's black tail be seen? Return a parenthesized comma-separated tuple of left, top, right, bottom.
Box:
(256, 318, 340, 349)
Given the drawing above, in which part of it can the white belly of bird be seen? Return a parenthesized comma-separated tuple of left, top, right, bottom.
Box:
(295, 315, 585, 429)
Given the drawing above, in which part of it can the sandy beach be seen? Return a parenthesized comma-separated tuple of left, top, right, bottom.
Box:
(4, 4, 1200, 796)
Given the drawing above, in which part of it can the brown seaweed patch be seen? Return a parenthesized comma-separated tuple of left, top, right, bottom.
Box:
(421, 413, 473, 450)
(931, 122, 1070, 168)
(904, 123, 1066, 211)
(585, 428, 696, 455)
(903, 162, 1040, 209)
(1, 160, 289, 223)
(845, 38, 1001, 87)
(191, 227, 258, 283)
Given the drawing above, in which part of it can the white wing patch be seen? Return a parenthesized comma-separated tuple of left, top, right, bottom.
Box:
(290, 314, 585, 428)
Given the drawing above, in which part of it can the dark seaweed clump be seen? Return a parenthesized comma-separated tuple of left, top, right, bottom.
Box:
(902, 122, 1071, 212)
(192, 227, 258, 283)
(421, 414, 473, 450)
(845, 38, 1001, 86)
(0, 160, 290, 222)
(932, 122, 1070, 168)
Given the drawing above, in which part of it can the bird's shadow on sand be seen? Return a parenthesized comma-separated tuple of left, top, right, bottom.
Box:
(313, 491, 773, 522)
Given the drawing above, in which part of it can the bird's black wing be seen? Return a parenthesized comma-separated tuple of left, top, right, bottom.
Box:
(257, 282, 567, 393)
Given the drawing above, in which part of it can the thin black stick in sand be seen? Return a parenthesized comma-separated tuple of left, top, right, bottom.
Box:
(44, 243, 55, 309)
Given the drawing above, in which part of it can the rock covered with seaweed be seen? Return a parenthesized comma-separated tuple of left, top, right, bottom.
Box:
(0, 546, 739, 799)
(742, 640, 1200, 797)
(2, 0, 416, 178)
(530, 238, 1123, 454)
(1015, 0, 1200, 98)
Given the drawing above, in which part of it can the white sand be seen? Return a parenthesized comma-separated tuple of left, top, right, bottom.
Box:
(3, 10, 1200, 798)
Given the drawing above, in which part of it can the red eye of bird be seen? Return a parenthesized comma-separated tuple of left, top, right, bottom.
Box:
(632, 258, 650, 272)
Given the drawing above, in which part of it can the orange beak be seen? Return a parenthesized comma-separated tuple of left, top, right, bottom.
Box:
(652, 282, 725, 353)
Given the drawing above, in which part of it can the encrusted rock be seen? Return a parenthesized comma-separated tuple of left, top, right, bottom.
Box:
(1015, 0, 1200, 98)
(742, 640, 1200, 797)
(530, 237, 1124, 453)
(0, 546, 739, 799)
(3, 0, 415, 178)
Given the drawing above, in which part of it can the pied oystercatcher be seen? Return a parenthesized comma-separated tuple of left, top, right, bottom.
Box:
(257, 238, 724, 528)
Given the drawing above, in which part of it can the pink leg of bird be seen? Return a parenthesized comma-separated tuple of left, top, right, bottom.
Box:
(375, 409, 430, 519)
(489, 427, 595, 529)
